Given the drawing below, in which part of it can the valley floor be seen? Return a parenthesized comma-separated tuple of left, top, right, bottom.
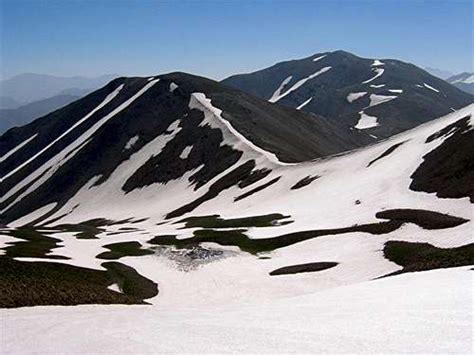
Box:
(2, 267, 472, 353)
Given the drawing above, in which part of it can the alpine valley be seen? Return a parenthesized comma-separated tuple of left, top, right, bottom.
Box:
(1, 52, 473, 353)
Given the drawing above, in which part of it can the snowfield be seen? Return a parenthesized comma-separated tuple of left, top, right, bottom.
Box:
(2, 267, 472, 353)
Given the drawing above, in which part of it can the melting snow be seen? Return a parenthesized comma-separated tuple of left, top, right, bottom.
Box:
(270, 67, 332, 103)
(355, 111, 379, 129)
(179, 145, 193, 159)
(347, 92, 367, 103)
(362, 68, 385, 84)
(296, 97, 313, 110)
(0, 133, 38, 163)
(370, 84, 385, 88)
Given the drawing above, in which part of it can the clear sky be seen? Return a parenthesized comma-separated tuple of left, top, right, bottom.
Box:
(1, 0, 472, 80)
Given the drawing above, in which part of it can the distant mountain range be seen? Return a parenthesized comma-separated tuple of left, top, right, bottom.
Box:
(222, 50, 473, 140)
(0, 74, 117, 133)
(447, 72, 474, 95)
(0, 73, 117, 106)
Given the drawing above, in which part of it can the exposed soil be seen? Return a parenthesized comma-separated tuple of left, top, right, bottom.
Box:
(383, 241, 474, 276)
(375, 209, 468, 230)
(367, 142, 405, 167)
(0, 258, 158, 308)
(96, 241, 154, 260)
(269, 262, 338, 276)
(291, 175, 320, 190)
(176, 213, 292, 229)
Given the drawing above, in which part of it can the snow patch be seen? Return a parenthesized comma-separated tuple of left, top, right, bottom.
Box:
(424, 83, 440, 93)
(124, 135, 139, 150)
(268, 76, 293, 103)
(312, 54, 326, 62)
(347, 92, 367, 103)
(0, 133, 38, 163)
(270, 67, 332, 103)
(369, 94, 398, 107)
(179, 145, 193, 159)
(9, 203, 57, 227)
(370, 84, 385, 88)
(362, 68, 384, 84)
(169, 82, 178, 92)
(389, 89, 403, 93)
(371, 60, 384, 66)
(297, 97, 313, 110)
(355, 111, 379, 129)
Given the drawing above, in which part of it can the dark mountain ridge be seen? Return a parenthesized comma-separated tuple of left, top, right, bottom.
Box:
(222, 50, 473, 139)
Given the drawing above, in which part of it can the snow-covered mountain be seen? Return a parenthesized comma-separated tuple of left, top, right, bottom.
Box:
(447, 72, 474, 95)
(1, 73, 472, 352)
(222, 50, 473, 139)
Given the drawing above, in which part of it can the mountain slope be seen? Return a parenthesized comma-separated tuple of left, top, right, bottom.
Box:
(447, 72, 474, 95)
(0, 72, 373, 225)
(0, 74, 472, 352)
(222, 50, 473, 139)
(0, 94, 80, 134)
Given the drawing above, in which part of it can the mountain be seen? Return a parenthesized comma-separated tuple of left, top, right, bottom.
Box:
(0, 96, 21, 109)
(222, 50, 473, 139)
(0, 73, 117, 104)
(0, 72, 374, 224)
(424, 67, 454, 79)
(0, 94, 80, 134)
(1, 73, 472, 352)
(447, 72, 474, 95)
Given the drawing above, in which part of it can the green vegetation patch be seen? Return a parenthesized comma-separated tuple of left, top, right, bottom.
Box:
(383, 241, 474, 276)
(0, 228, 68, 259)
(375, 209, 468, 230)
(176, 213, 292, 229)
(97, 241, 154, 260)
(270, 262, 338, 276)
(0, 257, 158, 308)
(149, 220, 403, 255)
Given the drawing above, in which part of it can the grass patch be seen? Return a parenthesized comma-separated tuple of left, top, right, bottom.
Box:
(291, 175, 320, 190)
(0, 228, 68, 259)
(270, 262, 338, 276)
(149, 220, 403, 254)
(176, 213, 292, 229)
(97, 241, 154, 260)
(383, 241, 474, 276)
(375, 209, 468, 230)
(0, 257, 158, 308)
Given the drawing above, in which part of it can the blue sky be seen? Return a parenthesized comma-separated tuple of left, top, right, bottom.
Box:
(1, 0, 472, 80)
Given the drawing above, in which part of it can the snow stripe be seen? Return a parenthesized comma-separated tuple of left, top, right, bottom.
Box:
(269, 76, 293, 102)
(362, 68, 384, 84)
(270, 67, 332, 103)
(1, 79, 160, 212)
(0, 133, 38, 163)
(297, 97, 313, 110)
(1, 84, 124, 181)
